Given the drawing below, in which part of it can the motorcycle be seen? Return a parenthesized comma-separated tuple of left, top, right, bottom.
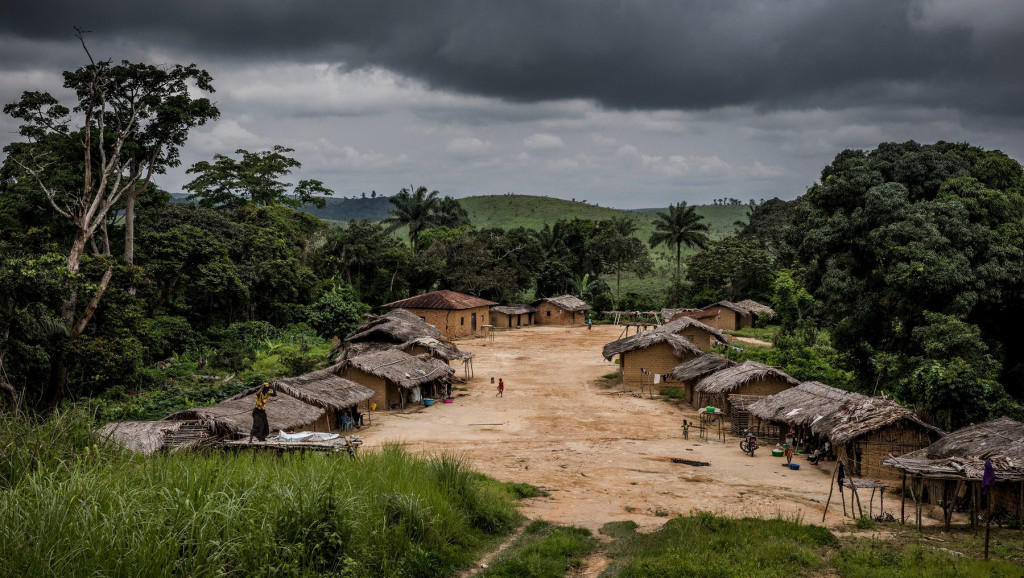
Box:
(739, 429, 759, 457)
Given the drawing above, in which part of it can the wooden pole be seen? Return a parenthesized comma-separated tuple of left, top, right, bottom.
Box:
(822, 460, 840, 522)
(984, 489, 993, 561)
(901, 473, 907, 524)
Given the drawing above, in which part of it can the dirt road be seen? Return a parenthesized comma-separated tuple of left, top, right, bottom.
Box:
(362, 325, 861, 531)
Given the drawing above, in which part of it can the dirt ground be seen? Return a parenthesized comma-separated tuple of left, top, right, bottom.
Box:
(362, 325, 891, 532)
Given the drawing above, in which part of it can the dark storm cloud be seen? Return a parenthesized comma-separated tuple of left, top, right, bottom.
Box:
(3, 0, 1022, 116)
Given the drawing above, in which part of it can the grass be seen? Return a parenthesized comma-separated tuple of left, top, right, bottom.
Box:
(659, 386, 686, 401)
(600, 512, 836, 578)
(594, 513, 1024, 578)
(724, 325, 780, 342)
(0, 411, 522, 577)
(479, 520, 598, 578)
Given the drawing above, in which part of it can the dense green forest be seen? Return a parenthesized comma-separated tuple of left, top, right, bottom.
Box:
(1, 52, 1023, 432)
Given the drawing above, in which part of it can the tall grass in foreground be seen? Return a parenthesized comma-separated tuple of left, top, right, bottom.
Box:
(599, 513, 836, 577)
(0, 412, 520, 577)
(479, 520, 597, 578)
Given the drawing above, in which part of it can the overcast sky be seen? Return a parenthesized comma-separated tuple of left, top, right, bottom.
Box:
(2, 0, 1023, 208)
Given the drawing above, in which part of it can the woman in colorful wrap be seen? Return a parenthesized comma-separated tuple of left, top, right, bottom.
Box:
(249, 382, 277, 442)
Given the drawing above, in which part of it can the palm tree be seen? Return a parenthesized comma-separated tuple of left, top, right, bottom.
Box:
(382, 185, 442, 251)
(648, 202, 710, 280)
(530, 221, 566, 258)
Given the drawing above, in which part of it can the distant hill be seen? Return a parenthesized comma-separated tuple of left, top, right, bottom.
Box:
(171, 192, 749, 240)
(458, 194, 748, 241)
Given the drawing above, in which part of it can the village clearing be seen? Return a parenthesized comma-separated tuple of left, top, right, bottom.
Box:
(364, 324, 852, 532)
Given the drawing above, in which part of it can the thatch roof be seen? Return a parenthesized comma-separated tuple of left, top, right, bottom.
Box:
(272, 364, 374, 410)
(602, 330, 703, 361)
(707, 300, 753, 317)
(383, 290, 497, 311)
(671, 309, 719, 321)
(491, 304, 537, 315)
(694, 360, 798, 394)
(884, 417, 1024, 481)
(346, 308, 441, 344)
(344, 348, 454, 389)
(533, 294, 592, 312)
(671, 354, 737, 383)
(165, 390, 325, 437)
(397, 336, 472, 362)
(657, 315, 729, 344)
(96, 420, 200, 455)
(662, 308, 700, 322)
(748, 381, 942, 444)
(735, 299, 776, 318)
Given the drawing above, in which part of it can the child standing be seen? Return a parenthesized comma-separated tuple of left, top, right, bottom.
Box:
(497, 378, 504, 397)
(681, 419, 690, 440)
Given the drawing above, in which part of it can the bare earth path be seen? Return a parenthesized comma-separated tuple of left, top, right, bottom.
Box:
(362, 325, 857, 532)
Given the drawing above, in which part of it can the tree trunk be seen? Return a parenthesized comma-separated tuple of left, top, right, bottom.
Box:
(124, 191, 136, 265)
(675, 243, 681, 280)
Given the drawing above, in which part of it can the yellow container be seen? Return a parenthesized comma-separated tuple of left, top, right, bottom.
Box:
(370, 403, 377, 411)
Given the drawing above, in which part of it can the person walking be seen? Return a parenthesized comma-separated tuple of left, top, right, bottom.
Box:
(496, 378, 504, 397)
(249, 382, 276, 442)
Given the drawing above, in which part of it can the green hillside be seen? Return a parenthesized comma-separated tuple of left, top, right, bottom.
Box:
(459, 194, 747, 240)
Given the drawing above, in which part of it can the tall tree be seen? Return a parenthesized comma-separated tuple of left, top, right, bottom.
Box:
(648, 202, 710, 280)
(1, 32, 216, 406)
(185, 145, 332, 210)
(382, 185, 450, 252)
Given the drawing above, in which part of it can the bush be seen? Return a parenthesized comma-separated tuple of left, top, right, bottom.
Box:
(141, 315, 198, 363)
(304, 283, 370, 339)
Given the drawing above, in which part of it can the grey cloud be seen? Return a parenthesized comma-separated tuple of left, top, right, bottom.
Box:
(2, 1, 1022, 116)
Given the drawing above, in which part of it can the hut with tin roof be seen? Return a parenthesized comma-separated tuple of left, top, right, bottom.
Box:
(383, 290, 497, 339)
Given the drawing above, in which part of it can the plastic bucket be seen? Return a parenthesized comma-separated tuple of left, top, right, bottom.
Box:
(442, 398, 454, 403)
(370, 403, 377, 411)
(772, 449, 784, 457)
(423, 399, 435, 407)
(788, 463, 800, 470)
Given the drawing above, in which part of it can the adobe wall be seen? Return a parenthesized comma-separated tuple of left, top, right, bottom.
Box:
(698, 377, 794, 415)
(402, 306, 491, 339)
(535, 302, 583, 326)
(620, 343, 698, 386)
(674, 327, 717, 350)
(344, 367, 399, 411)
(489, 312, 533, 328)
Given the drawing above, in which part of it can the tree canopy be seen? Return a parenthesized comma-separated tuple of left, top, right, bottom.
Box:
(185, 145, 332, 210)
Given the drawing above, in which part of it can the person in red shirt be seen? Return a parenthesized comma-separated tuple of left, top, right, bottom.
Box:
(496, 378, 504, 397)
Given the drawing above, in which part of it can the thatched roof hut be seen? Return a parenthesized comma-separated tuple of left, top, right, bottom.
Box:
(602, 330, 703, 388)
(533, 295, 592, 326)
(536, 295, 591, 311)
(750, 382, 944, 480)
(696, 300, 754, 331)
(884, 418, 1024, 482)
(342, 348, 455, 409)
(397, 336, 472, 362)
(490, 304, 537, 328)
(165, 389, 327, 438)
(670, 354, 737, 404)
(96, 420, 211, 455)
(671, 354, 736, 384)
(883, 418, 1023, 523)
(735, 299, 776, 319)
(657, 315, 729, 349)
(272, 364, 374, 411)
(694, 360, 797, 415)
(602, 330, 702, 361)
(346, 308, 441, 344)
